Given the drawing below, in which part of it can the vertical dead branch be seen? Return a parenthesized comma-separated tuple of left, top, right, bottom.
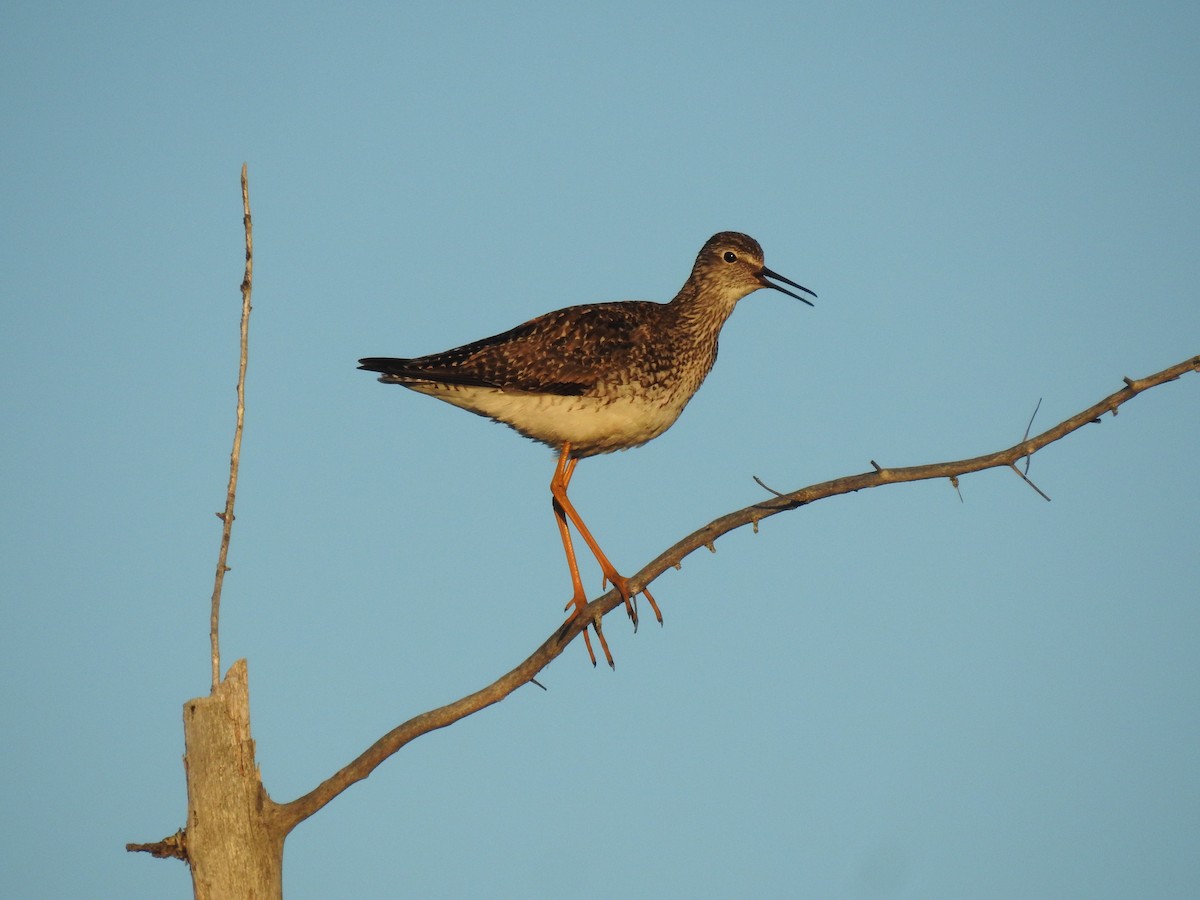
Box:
(210, 163, 253, 692)
(129, 170, 281, 900)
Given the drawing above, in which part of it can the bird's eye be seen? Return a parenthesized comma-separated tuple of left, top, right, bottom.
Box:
(723, 251, 738, 263)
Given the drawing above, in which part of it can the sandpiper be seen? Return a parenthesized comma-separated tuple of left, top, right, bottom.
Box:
(360, 231, 815, 666)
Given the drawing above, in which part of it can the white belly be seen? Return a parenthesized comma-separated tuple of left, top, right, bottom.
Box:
(407, 383, 688, 455)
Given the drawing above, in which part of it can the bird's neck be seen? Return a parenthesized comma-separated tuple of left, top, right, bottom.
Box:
(669, 280, 741, 344)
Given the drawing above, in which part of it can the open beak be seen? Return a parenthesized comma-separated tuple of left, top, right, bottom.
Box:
(759, 266, 817, 306)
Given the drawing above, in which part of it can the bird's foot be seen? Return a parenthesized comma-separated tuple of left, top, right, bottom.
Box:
(563, 593, 613, 669)
(603, 572, 663, 632)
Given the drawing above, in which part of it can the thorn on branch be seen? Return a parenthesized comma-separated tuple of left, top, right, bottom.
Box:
(751, 475, 805, 510)
(705, 541, 716, 554)
(1008, 463, 1051, 502)
(870, 460, 882, 472)
(752, 475, 786, 497)
(748, 475, 806, 511)
(1021, 398, 1042, 475)
(1123, 376, 1135, 387)
(949, 475, 963, 503)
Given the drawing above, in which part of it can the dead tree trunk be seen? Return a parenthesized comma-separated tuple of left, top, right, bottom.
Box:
(183, 659, 284, 899)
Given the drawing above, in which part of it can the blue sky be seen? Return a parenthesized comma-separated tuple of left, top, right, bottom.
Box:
(2, 2, 1197, 898)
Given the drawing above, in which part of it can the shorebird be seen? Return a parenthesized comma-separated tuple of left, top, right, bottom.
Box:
(360, 231, 815, 667)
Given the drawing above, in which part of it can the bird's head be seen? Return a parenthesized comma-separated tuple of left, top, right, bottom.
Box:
(689, 232, 816, 308)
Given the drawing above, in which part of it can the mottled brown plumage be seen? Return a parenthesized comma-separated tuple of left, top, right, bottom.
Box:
(359, 232, 814, 666)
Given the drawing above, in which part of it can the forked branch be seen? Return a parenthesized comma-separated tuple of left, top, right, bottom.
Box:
(274, 353, 1198, 833)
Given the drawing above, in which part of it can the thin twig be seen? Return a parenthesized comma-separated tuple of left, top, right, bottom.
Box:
(270, 354, 1198, 833)
(209, 165, 253, 693)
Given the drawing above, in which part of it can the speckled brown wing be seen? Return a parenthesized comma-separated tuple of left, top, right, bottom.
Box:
(359, 300, 661, 396)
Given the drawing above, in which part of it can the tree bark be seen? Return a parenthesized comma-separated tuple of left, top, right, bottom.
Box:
(183, 659, 284, 899)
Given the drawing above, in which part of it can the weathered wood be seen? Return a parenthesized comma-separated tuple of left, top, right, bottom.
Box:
(183, 659, 283, 899)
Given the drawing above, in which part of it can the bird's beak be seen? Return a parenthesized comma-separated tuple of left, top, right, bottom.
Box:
(758, 266, 817, 306)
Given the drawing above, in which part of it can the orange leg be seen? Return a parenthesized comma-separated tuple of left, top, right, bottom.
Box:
(550, 444, 663, 662)
(552, 458, 611, 667)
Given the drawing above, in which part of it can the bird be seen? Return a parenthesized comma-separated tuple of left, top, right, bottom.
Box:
(359, 231, 815, 667)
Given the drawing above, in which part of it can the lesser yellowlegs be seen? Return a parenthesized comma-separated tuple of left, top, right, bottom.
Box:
(359, 231, 815, 666)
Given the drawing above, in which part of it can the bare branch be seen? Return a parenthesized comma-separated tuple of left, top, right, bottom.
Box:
(275, 624, 581, 831)
(272, 354, 1198, 834)
(209, 164, 254, 693)
(126, 830, 187, 861)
